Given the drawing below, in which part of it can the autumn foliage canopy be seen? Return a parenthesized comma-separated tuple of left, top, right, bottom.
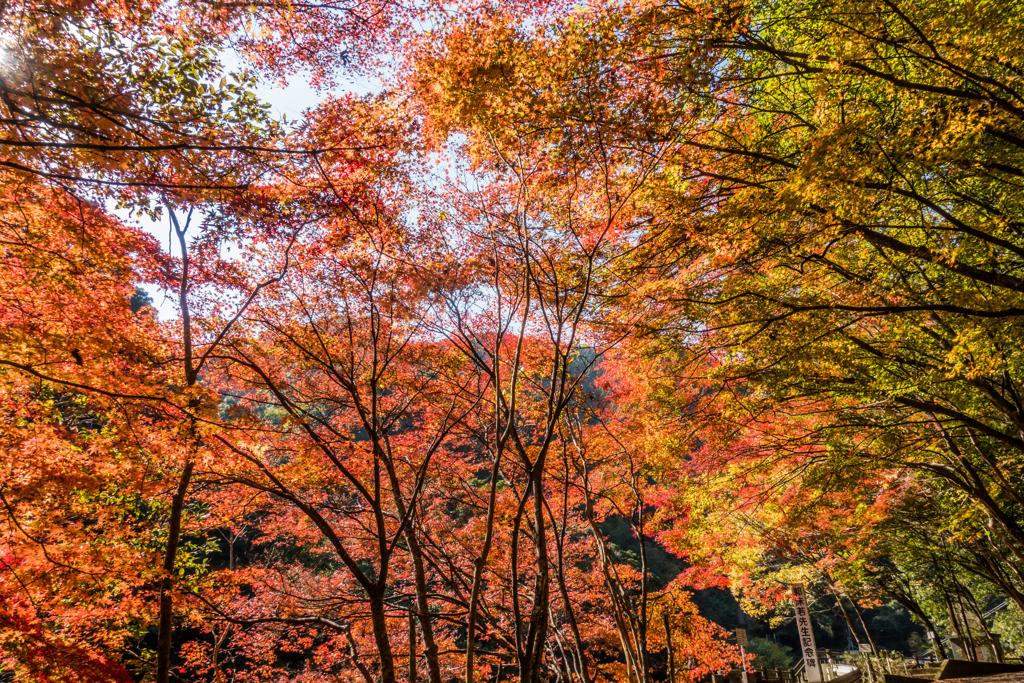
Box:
(2, 0, 1024, 681)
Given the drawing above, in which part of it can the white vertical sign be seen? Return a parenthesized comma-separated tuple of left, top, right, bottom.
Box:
(792, 583, 823, 683)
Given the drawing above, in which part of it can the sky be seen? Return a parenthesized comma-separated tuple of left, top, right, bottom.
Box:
(123, 62, 381, 318)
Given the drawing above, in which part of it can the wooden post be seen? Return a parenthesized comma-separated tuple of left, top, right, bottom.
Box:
(859, 645, 875, 683)
(737, 629, 750, 683)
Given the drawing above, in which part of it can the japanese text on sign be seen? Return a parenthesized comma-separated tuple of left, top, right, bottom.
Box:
(791, 583, 823, 683)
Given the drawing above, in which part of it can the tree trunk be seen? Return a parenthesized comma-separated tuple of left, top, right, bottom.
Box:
(962, 587, 1001, 663)
(404, 526, 443, 683)
(155, 459, 195, 683)
(893, 595, 946, 660)
(552, 518, 592, 683)
(521, 468, 550, 683)
(581, 464, 641, 683)
(636, 512, 649, 680)
(664, 612, 677, 683)
(466, 447, 503, 683)
(849, 597, 879, 655)
(409, 611, 418, 683)
(942, 591, 973, 662)
(827, 583, 864, 651)
(370, 592, 398, 683)
(950, 579, 983, 662)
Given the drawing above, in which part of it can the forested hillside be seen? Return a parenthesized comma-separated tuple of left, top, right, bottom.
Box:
(2, 0, 1023, 681)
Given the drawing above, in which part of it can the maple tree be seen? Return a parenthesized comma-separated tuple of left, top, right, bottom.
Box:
(405, 0, 1024, 664)
(1, 0, 420, 677)
(0, 0, 407, 679)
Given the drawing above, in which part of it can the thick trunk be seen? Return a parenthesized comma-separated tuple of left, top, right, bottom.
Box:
(157, 210, 197, 683)
(370, 592, 398, 683)
(155, 459, 195, 683)
(379, 437, 442, 683)
(466, 449, 503, 683)
(521, 478, 550, 683)
(405, 529, 443, 683)
(409, 611, 418, 683)
(548, 459, 592, 683)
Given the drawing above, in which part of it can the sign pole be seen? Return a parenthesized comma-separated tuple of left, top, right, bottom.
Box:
(927, 630, 941, 661)
(737, 629, 750, 683)
(791, 584, 823, 683)
(859, 644, 875, 683)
